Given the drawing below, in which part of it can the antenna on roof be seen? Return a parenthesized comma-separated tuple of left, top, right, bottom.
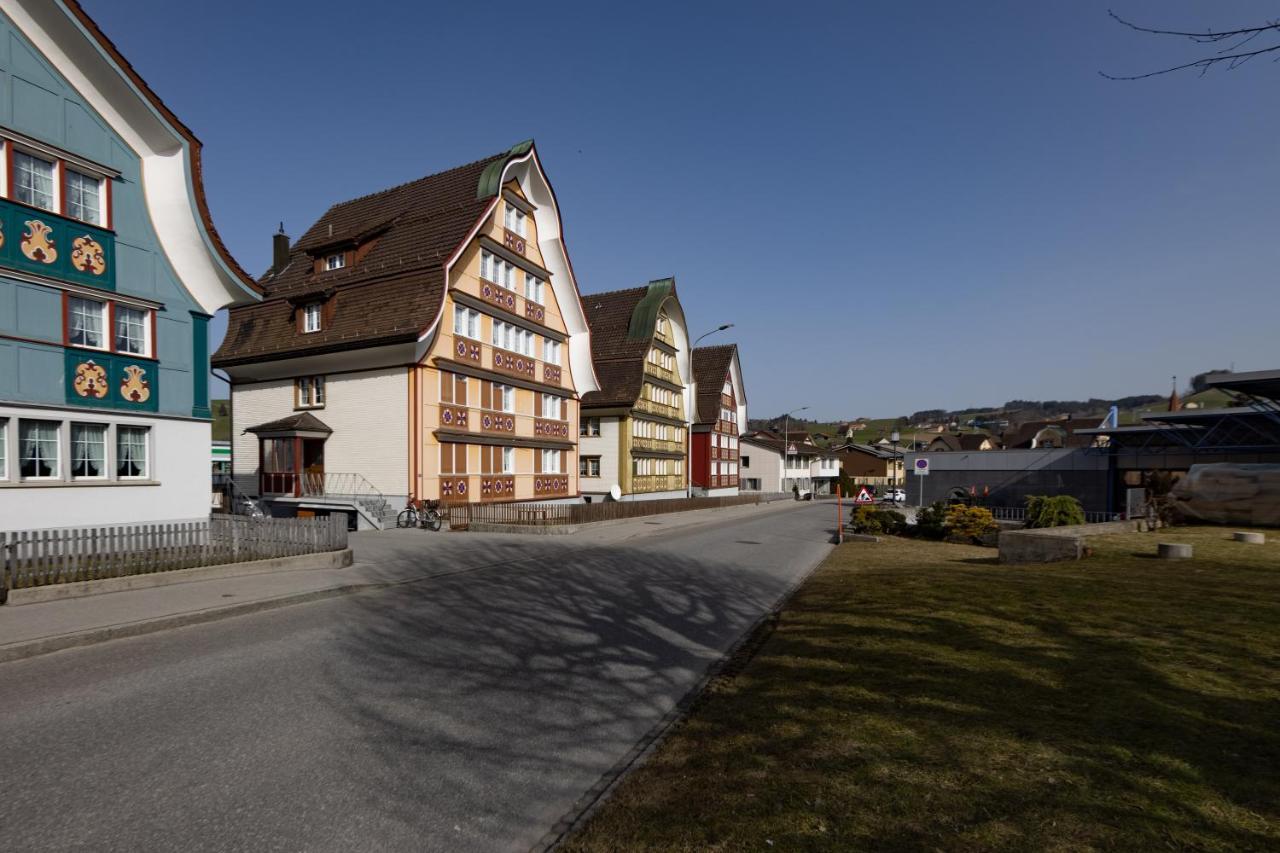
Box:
(277, 222, 285, 234)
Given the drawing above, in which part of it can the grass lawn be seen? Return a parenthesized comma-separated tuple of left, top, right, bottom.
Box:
(563, 527, 1280, 852)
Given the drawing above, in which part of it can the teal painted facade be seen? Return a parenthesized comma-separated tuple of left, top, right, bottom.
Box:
(0, 11, 208, 420)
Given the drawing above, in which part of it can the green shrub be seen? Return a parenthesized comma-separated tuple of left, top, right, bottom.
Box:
(1025, 495, 1086, 528)
(914, 501, 950, 540)
(945, 505, 999, 544)
(850, 505, 907, 535)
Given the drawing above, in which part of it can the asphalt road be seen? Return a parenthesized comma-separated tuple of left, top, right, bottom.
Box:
(0, 502, 837, 852)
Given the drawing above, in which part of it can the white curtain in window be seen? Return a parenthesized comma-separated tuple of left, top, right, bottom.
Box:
(20, 421, 58, 477)
(71, 424, 106, 478)
(118, 426, 148, 478)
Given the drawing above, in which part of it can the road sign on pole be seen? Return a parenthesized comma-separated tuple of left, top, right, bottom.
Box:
(854, 486, 874, 504)
(913, 458, 930, 476)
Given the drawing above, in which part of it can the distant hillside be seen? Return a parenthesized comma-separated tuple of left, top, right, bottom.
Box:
(212, 399, 231, 442)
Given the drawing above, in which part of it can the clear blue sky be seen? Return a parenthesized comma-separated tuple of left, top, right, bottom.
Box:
(83, 0, 1280, 421)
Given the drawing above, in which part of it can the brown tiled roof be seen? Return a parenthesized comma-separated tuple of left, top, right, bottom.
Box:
(579, 286, 655, 408)
(213, 150, 512, 366)
(691, 344, 736, 424)
(245, 411, 332, 434)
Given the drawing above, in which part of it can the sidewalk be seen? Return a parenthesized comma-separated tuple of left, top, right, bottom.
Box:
(0, 499, 804, 664)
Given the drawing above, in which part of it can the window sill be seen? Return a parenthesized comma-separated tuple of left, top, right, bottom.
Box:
(1, 479, 160, 488)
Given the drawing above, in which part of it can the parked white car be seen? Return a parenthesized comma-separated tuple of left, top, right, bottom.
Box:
(880, 488, 906, 504)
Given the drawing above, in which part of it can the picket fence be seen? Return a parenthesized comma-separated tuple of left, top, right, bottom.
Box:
(445, 492, 785, 529)
(1, 515, 348, 595)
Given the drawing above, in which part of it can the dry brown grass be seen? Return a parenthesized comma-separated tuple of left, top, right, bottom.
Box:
(563, 527, 1280, 851)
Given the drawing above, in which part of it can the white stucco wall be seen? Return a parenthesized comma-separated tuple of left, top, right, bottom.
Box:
(231, 367, 408, 499)
(740, 443, 782, 492)
(0, 406, 212, 530)
(578, 415, 620, 495)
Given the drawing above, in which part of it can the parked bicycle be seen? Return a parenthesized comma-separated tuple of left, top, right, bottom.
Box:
(397, 498, 443, 531)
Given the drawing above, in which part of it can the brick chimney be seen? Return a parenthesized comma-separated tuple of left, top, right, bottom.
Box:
(272, 223, 290, 275)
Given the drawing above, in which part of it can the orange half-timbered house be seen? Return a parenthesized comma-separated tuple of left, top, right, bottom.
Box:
(213, 142, 599, 527)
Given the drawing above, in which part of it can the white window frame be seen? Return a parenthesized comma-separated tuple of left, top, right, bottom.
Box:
(0, 417, 7, 481)
(501, 446, 515, 474)
(116, 425, 149, 480)
(325, 253, 346, 271)
(496, 383, 515, 413)
(303, 302, 322, 334)
(12, 149, 57, 212)
(64, 166, 104, 225)
(504, 204, 528, 237)
(70, 422, 108, 480)
(541, 448, 562, 474)
(524, 272, 544, 305)
(296, 376, 326, 409)
(18, 419, 60, 480)
(113, 304, 151, 357)
(68, 296, 109, 351)
(543, 338, 561, 365)
(453, 305, 480, 340)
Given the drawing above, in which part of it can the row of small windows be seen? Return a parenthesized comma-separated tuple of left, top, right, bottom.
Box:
(645, 383, 681, 409)
(67, 295, 153, 357)
(711, 433, 739, 450)
(720, 407, 738, 424)
(1, 142, 110, 226)
(712, 460, 739, 476)
(480, 250, 546, 305)
(647, 348, 674, 371)
(440, 371, 568, 419)
(633, 457, 682, 477)
(440, 442, 564, 475)
(631, 419, 684, 443)
(453, 305, 562, 363)
(0, 417, 149, 482)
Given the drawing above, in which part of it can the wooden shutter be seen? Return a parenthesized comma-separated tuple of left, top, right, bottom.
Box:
(534, 449, 542, 474)
(441, 443, 453, 474)
(441, 373, 453, 404)
(481, 380, 492, 411)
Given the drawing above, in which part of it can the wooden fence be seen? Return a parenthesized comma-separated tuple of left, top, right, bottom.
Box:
(1, 515, 348, 596)
(444, 492, 786, 529)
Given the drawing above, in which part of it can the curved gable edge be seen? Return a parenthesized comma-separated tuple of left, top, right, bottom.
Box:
(6, 0, 262, 314)
(727, 346, 748, 427)
(505, 147, 600, 395)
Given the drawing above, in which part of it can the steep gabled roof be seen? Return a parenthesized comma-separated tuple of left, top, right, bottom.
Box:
(692, 344, 738, 424)
(580, 281, 681, 409)
(213, 146, 522, 366)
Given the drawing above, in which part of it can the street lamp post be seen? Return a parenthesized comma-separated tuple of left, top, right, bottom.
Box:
(782, 405, 808, 494)
(692, 323, 734, 349)
(890, 430, 900, 490)
(686, 324, 733, 498)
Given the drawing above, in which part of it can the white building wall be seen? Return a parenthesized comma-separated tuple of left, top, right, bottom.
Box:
(740, 444, 783, 492)
(0, 405, 212, 530)
(231, 367, 408, 499)
(578, 415, 620, 495)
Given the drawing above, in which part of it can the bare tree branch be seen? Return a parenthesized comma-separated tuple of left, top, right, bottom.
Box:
(1101, 9, 1280, 79)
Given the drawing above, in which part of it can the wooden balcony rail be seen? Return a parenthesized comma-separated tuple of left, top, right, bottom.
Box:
(631, 436, 683, 453)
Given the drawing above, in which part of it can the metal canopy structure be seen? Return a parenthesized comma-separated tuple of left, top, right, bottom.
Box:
(1079, 369, 1280, 454)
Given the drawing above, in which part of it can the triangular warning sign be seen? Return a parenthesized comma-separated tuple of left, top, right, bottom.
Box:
(855, 486, 874, 503)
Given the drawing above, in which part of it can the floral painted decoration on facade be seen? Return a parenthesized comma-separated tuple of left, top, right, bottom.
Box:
(73, 360, 109, 398)
(120, 364, 151, 403)
(21, 220, 58, 263)
(71, 236, 107, 275)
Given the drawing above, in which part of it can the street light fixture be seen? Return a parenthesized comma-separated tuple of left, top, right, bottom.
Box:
(692, 323, 734, 348)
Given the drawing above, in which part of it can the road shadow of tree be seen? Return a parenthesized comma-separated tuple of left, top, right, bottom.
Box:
(317, 536, 800, 850)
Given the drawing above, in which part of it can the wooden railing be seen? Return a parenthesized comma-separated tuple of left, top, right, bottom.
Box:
(631, 436, 683, 453)
(444, 492, 771, 529)
(632, 474, 685, 493)
(1, 515, 348, 598)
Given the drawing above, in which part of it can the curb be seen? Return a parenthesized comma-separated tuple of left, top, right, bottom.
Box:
(0, 580, 379, 665)
(532, 533, 836, 852)
(4, 549, 355, 606)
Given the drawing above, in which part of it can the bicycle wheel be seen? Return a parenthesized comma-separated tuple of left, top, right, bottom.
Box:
(424, 511, 443, 532)
(396, 508, 417, 529)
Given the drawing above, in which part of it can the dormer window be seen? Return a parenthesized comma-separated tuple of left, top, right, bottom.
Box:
(325, 253, 345, 271)
(504, 204, 527, 237)
(303, 302, 322, 333)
